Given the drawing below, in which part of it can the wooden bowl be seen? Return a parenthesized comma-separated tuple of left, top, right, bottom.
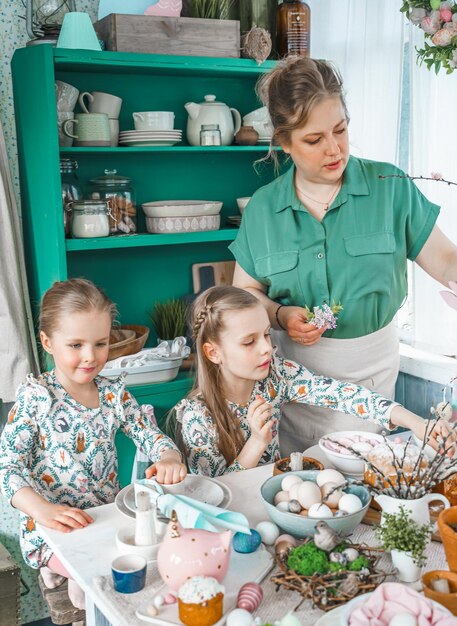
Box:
(423, 570, 457, 615)
(438, 506, 457, 572)
(273, 455, 324, 476)
(108, 324, 150, 361)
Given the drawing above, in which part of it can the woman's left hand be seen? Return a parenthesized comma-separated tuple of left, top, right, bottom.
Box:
(145, 451, 187, 484)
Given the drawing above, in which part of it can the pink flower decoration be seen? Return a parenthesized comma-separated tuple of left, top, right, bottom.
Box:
(432, 28, 453, 46)
(431, 172, 443, 180)
(421, 16, 441, 35)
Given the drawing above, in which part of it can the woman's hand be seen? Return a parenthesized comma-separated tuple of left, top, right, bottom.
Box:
(145, 450, 187, 484)
(411, 418, 457, 458)
(247, 395, 275, 447)
(279, 306, 327, 346)
(32, 501, 93, 533)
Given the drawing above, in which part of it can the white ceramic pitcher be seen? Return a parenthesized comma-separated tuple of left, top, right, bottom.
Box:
(374, 492, 450, 530)
(185, 94, 241, 146)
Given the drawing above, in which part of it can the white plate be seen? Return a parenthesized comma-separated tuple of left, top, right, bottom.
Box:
(120, 140, 181, 147)
(135, 545, 273, 625)
(142, 200, 223, 218)
(120, 130, 182, 135)
(125, 475, 226, 511)
(115, 478, 232, 519)
(120, 133, 182, 139)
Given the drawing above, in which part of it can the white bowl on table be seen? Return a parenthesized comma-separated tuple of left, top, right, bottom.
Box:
(318, 430, 385, 477)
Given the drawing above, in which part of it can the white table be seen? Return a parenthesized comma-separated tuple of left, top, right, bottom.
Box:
(38, 458, 449, 626)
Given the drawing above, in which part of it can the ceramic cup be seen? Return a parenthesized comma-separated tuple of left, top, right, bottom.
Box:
(111, 555, 147, 594)
(162, 475, 189, 497)
(55, 80, 79, 112)
(236, 196, 251, 215)
(79, 91, 123, 119)
(133, 111, 175, 131)
(109, 118, 119, 146)
(63, 112, 111, 147)
(57, 112, 74, 147)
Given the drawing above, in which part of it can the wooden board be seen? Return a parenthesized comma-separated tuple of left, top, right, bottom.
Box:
(95, 14, 240, 58)
(192, 261, 235, 294)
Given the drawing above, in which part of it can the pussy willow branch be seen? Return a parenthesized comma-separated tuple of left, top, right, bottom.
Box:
(379, 174, 457, 187)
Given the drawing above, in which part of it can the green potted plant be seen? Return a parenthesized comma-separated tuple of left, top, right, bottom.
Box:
(149, 298, 188, 343)
(190, 0, 236, 19)
(376, 506, 433, 582)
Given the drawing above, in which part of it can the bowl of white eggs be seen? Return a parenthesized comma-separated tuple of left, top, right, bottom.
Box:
(260, 469, 371, 539)
(318, 430, 385, 477)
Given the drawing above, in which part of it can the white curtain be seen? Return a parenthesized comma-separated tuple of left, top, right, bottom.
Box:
(307, 0, 404, 164)
(409, 24, 457, 356)
(0, 121, 38, 402)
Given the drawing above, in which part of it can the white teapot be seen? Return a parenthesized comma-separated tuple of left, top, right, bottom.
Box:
(184, 94, 241, 146)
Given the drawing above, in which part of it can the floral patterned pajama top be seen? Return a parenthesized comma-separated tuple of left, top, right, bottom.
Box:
(175, 354, 396, 477)
(0, 370, 178, 569)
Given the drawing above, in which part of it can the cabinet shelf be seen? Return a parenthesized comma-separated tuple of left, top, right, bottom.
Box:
(66, 228, 238, 251)
(60, 146, 279, 154)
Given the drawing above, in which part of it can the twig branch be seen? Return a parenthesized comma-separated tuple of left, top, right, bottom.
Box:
(379, 174, 457, 187)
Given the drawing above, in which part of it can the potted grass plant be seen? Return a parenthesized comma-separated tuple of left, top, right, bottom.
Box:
(376, 506, 433, 582)
(190, 0, 236, 19)
(149, 298, 188, 344)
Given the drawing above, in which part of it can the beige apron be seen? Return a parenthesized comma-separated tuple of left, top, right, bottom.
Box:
(273, 321, 400, 455)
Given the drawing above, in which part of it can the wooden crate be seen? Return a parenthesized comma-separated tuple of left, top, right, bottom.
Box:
(95, 14, 240, 58)
(0, 543, 21, 626)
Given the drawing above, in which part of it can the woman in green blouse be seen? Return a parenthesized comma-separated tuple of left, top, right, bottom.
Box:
(230, 56, 457, 453)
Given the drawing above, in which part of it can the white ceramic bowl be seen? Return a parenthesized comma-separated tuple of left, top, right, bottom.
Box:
(318, 430, 385, 476)
(146, 214, 220, 234)
(116, 527, 160, 560)
(142, 200, 223, 218)
(133, 111, 174, 131)
(100, 359, 181, 385)
(243, 106, 270, 123)
(236, 197, 251, 214)
(261, 470, 371, 539)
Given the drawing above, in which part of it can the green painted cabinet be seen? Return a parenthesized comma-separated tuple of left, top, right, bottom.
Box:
(11, 46, 277, 483)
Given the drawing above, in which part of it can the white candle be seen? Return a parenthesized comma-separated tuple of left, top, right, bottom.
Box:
(431, 577, 451, 594)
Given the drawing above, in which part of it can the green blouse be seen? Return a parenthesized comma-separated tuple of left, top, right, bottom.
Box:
(229, 156, 440, 339)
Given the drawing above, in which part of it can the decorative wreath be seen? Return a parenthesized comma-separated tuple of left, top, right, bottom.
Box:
(401, 1, 457, 73)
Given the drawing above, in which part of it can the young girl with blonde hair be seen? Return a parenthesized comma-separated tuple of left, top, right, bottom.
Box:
(0, 278, 185, 609)
(174, 286, 451, 477)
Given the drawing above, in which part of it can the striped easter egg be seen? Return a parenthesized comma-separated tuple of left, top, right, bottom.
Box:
(237, 582, 263, 612)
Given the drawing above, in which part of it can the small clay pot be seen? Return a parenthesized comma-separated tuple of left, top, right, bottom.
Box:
(235, 125, 259, 146)
(438, 506, 457, 572)
(423, 570, 457, 615)
(273, 455, 324, 476)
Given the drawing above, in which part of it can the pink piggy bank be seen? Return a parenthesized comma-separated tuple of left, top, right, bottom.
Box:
(157, 513, 232, 591)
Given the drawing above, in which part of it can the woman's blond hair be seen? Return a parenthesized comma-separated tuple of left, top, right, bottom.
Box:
(256, 56, 349, 167)
(39, 278, 117, 336)
(173, 286, 261, 465)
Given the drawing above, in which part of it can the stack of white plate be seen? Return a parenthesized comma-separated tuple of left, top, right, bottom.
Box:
(119, 129, 182, 147)
(258, 135, 273, 144)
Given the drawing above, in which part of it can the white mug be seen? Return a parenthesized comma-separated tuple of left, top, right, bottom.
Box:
(133, 111, 174, 131)
(79, 91, 122, 119)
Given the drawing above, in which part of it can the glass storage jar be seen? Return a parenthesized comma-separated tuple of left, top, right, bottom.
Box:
(89, 169, 137, 234)
(200, 124, 222, 146)
(70, 200, 110, 239)
(60, 158, 83, 236)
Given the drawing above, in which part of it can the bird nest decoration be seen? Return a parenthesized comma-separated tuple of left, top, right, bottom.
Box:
(271, 533, 389, 612)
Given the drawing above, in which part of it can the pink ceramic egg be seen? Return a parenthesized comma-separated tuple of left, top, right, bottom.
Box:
(237, 582, 263, 612)
(157, 517, 232, 591)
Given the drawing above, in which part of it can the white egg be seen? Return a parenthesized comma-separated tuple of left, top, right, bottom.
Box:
(308, 503, 333, 519)
(255, 520, 280, 545)
(289, 482, 302, 501)
(276, 501, 290, 512)
(316, 469, 346, 487)
(281, 474, 303, 492)
(320, 481, 343, 507)
(226, 608, 254, 626)
(280, 613, 303, 626)
(274, 490, 291, 505)
(342, 547, 359, 562)
(338, 493, 363, 514)
(388, 613, 417, 626)
(297, 480, 322, 509)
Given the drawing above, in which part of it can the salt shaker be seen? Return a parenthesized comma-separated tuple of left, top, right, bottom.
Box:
(135, 491, 157, 546)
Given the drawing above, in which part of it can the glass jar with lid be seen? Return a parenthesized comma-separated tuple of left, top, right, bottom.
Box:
(70, 200, 110, 239)
(89, 169, 137, 235)
(60, 158, 83, 236)
(200, 124, 222, 146)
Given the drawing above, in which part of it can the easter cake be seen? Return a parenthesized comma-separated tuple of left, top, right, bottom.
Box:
(178, 576, 224, 626)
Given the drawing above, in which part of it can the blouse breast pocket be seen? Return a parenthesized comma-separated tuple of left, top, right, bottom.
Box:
(254, 250, 300, 300)
(344, 232, 396, 297)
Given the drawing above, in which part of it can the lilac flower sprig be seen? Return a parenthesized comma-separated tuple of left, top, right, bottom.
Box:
(304, 302, 343, 330)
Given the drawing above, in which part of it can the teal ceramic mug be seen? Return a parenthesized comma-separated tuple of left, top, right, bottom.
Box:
(63, 112, 110, 147)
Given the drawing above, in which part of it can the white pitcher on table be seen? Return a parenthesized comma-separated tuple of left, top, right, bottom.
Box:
(374, 492, 450, 530)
